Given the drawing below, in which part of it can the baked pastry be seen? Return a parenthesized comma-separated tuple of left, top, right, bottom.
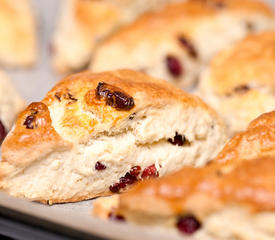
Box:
(90, 0, 275, 90)
(93, 110, 275, 240)
(0, 69, 227, 204)
(198, 31, 275, 135)
(51, 0, 181, 73)
(0, 0, 37, 67)
(0, 70, 25, 142)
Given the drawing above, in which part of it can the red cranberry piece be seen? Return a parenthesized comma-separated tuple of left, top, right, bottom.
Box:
(178, 37, 197, 59)
(177, 215, 201, 235)
(120, 173, 137, 185)
(95, 161, 106, 171)
(109, 183, 120, 193)
(108, 212, 125, 222)
(129, 166, 141, 177)
(23, 115, 36, 129)
(166, 55, 182, 77)
(168, 132, 186, 146)
(141, 164, 159, 179)
(0, 120, 6, 143)
(233, 85, 250, 94)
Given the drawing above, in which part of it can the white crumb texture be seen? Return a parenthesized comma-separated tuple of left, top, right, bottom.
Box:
(3, 103, 227, 202)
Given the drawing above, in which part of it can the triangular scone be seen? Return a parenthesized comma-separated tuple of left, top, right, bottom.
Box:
(51, 0, 182, 73)
(0, 70, 25, 142)
(93, 111, 275, 239)
(0, 70, 227, 204)
(198, 31, 275, 135)
(90, 0, 275, 90)
(0, 0, 37, 67)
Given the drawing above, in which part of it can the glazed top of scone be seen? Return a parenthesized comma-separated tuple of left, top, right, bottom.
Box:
(118, 110, 275, 217)
(1, 70, 221, 171)
(91, 0, 273, 50)
(207, 31, 275, 95)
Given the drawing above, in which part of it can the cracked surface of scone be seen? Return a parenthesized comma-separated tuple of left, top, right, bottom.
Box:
(90, 0, 275, 90)
(51, 0, 182, 73)
(93, 110, 275, 240)
(0, 0, 37, 67)
(198, 31, 275, 135)
(0, 69, 227, 204)
(0, 70, 25, 139)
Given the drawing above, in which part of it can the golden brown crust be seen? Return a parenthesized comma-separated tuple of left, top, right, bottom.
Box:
(208, 31, 275, 95)
(116, 111, 275, 218)
(215, 110, 275, 165)
(0, 102, 71, 177)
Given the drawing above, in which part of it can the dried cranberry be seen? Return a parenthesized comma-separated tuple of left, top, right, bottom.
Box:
(141, 164, 159, 179)
(0, 120, 7, 143)
(129, 166, 141, 177)
(109, 183, 120, 193)
(106, 91, 134, 110)
(95, 161, 106, 171)
(120, 173, 137, 185)
(166, 55, 182, 77)
(96, 82, 135, 110)
(178, 37, 197, 59)
(108, 212, 125, 222)
(177, 215, 201, 235)
(168, 132, 186, 146)
(23, 115, 36, 129)
(233, 85, 250, 94)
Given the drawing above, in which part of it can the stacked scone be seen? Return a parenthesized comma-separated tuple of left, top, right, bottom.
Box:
(94, 110, 275, 240)
(90, 0, 275, 89)
(0, 70, 227, 204)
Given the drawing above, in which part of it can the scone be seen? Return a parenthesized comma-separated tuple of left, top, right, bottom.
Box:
(198, 31, 275, 135)
(0, 69, 227, 204)
(0, 70, 25, 142)
(0, 0, 37, 67)
(93, 110, 275, 240)
(90, 0, 275, 90)
(51, 0, 182, 73)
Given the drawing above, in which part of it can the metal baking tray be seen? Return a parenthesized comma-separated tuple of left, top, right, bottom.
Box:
(1, 0, 274, 239)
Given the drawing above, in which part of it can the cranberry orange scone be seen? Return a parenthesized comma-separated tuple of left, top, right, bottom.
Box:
(0, 70, 226, 204)
(90, 0, 275, 90)
(51, 0, 182, 73)
(0, 70, 25, 142)
(198, 31, 275, 135)
(93, 110, 275, 240)
(0, 0, 37, 67)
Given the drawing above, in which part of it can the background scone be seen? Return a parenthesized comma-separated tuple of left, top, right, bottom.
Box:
(0, 70, 25, 142)
(90, 0, 275, 90)
(51, 0, 182, 73)
(198, 31, 275, 135)
(0, 70, 227, 204)
(94, 110, 275, 240)
(0, 0, 37, 67)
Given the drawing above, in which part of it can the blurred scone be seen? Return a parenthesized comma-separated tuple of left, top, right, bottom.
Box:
(90, 0, 275, 90)
(0, 70, 227, 204)
(198, 31, 275, 135)
(0, 71, 25, 142)
(51, 0, 182, 73)
(93, 110, 275, 240)
(0, 0, 37, 67)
